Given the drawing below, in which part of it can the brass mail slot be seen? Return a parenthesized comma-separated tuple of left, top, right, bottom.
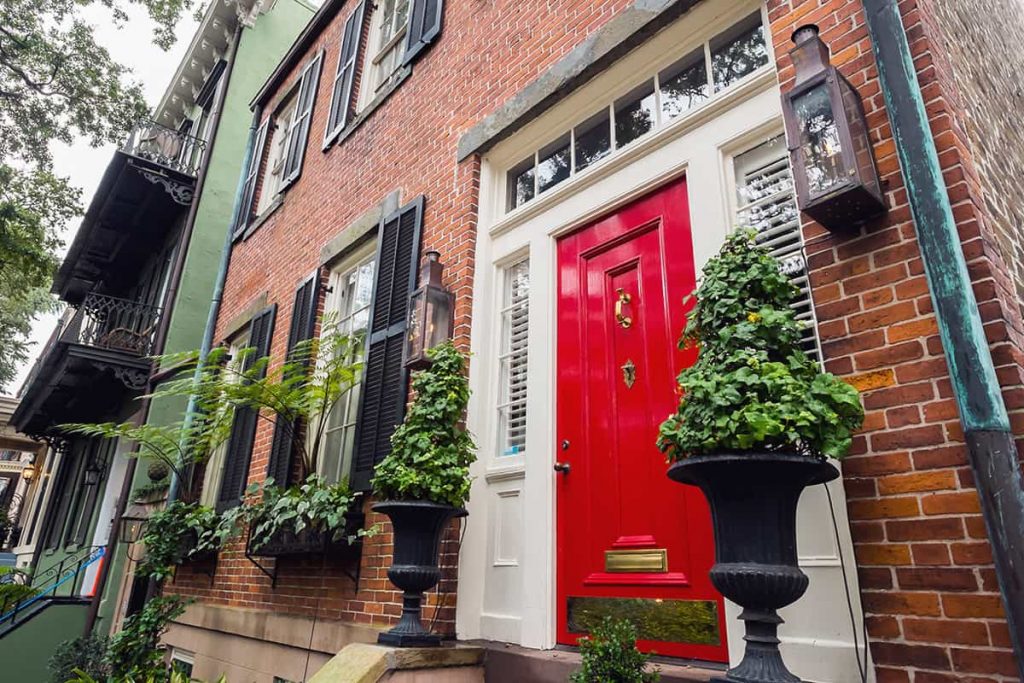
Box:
(605, 548, 668, 573)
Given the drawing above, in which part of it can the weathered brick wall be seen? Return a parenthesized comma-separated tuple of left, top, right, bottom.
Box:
(172, 0, 1023, 677)
(769, 0, 1022, 680)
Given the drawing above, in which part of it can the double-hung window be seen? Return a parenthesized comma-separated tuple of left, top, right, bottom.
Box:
(323, 0, 446, 146)
(200, 337, 247, 508)
(319, 243, 377, 483)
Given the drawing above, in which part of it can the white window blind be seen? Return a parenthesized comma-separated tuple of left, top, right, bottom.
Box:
(734, 136, 822, 358)
(498, 259, 530, 456)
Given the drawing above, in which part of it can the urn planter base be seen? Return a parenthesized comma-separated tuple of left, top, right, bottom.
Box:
(373, 500, 465, 648)
(669, 452, 838, 683)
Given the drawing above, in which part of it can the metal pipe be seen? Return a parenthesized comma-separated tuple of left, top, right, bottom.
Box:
(860, 0, 1024, 674)
(165, 102, 263, 505)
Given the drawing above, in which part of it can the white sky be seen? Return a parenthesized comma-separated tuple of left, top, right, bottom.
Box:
(9, 5, 200, 395)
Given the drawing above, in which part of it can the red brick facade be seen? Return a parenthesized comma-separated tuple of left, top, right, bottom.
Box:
(170, 0, 1022, 679)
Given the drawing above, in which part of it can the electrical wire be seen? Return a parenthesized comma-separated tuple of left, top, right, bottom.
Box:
(823, 482, 869, 683)
(428, 516, 469, 635)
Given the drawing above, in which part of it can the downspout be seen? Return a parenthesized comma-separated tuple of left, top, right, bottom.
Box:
(861, 0, 1024, 674)
(165, 103, 263, 506)
(82, 22, 244, 635)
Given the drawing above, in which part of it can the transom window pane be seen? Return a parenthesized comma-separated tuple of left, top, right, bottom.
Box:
(574, 110, 612, 172)
(660, 50, 708, 120)
(507, 158, 536, 210)
(734, 136, 820, 358)
(498, 260, 530, 457)
(710, 12, 769, 92)
(614, 82, 657, 148)
(320, 251, 376, 484)
(537, 135, 571, 195)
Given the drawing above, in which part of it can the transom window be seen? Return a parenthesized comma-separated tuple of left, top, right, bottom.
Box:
(506, 11, 770, 211)
(319, 244, 377, 483)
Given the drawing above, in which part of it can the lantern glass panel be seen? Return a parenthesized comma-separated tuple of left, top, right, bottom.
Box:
(407, 289, 427, 362)
(839, 77, 881, 199)
(423, 288, 452, 350)
(792, 83, 845, 197)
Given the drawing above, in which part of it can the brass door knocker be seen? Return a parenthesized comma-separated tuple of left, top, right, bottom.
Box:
(615, 288, 632, 329)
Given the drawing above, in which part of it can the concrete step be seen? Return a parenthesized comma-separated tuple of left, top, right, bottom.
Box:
(475, 641, 724, 682)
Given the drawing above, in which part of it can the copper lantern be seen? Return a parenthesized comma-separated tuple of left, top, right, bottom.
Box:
(405, 251, 454, 370)
(782, 24, 886, 229)
(119, 504, 148, 545)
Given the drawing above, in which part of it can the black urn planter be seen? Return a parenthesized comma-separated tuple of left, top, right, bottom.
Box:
(668, 452, 838, 683)
(372, 500, 464, 647)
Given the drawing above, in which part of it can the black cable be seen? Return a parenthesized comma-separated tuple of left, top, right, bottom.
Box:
(823, 482, 869, 683)
(301, 551, 328, 682)
(428, 517, 468, 636)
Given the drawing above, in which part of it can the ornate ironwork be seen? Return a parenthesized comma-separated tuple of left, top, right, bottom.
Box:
(64, 293, 162, 358)
(122, 119, 206, 177)
(137, 169, 194, 205)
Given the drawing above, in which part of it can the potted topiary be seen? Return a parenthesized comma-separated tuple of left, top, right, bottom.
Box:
(658, 231, 863, 683)
(371, 341, 476, 647)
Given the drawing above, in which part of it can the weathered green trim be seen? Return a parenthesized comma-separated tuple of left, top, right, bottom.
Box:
(863, 0, 1007, 433)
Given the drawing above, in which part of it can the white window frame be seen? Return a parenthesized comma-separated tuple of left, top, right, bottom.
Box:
(496, 258, 530, 458)
(257, 94, 300, 215)
(316, 240, 377, 484)
(356, 0, 411, 112)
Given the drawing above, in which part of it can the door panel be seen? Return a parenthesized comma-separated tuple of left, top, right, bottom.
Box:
(556, 177, 728, 662)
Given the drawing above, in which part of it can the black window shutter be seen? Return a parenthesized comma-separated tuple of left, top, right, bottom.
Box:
(235, 119, 269, 238)
(283, 52, 324, 186)
(216, 304, 276, 511)
(350, 196, 424, 490)
(267, 272, 321, 486)
(324, 1, 367, 144)
(402, 0, 444, 67)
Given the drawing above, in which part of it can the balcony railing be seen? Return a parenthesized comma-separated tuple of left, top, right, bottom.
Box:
(63, 293, 163, 357)
(122, 119, 206, 177)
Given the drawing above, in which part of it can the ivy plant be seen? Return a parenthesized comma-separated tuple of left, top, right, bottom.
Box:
(657, 231, 864, 461)
(246, 474, 361, 551)
(105, 595, 188, 682)
(570, 617, 660, 683)
(372, 342, 476, 508)
(136, 501, 244, 581)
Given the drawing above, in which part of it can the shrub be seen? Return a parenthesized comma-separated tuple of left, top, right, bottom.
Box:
(49, 634, 110, 683)
(107, 595, 188, 681)
(137, 501, 242, 580)
(372, 342, 476, 508)
(570, 617, 659, 683)
(657, 231, 863, 461)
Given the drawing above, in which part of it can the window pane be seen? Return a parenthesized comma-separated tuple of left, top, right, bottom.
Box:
(614, 82, 656, 148)
(711, 13, 769, 91)
(537, 135, 570, 195)
(507, 158, 535, 209)
(498, 260, 530, 457)
(574, 111, 611, 172)
(660, 50, 708, 120)
(793, 84, 845, 196)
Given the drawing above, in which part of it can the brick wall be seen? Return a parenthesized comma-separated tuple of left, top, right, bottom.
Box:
(171, 0, 1022, 678)
(768, 0, 1022, 680)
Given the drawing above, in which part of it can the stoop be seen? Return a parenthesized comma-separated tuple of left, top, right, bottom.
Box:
(308, 643, 484, 683)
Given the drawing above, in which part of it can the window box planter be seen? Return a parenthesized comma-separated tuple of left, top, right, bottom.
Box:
(170, 530, 218, 566)
(245, 510, 365, 559)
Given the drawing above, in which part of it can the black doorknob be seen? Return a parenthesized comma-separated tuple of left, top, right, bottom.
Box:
(553, 462, 571, 474)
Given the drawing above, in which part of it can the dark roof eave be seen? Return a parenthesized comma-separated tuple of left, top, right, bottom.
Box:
(250, 0, 348, 109)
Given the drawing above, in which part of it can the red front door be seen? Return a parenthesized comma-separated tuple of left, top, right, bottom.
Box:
(556, 177, 727, 662)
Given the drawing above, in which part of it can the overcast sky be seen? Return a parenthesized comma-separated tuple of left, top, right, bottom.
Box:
(9, 5, 200, 395)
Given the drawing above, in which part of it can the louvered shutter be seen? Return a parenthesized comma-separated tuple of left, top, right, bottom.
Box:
(324, 2, 367, 144)
(217, 305, 276, 511)
(282, 52, 324, 186)
(350, 197, 424, 490)
(735, 138, 821, 358)
(235, 119, 269, 237)
(402, 0, 444, 66)
(266, 272, 321, 486)
(499, 260, 530, 455)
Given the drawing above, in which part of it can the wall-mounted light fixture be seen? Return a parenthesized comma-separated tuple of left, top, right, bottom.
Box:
(781, 24, 886, 229)
(119, 504, 148, 545)
(405, 251, 454, 370)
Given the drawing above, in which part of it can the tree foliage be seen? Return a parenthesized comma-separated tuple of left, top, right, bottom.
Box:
(372, 342, 476, 508)
(657, 230, 864, 460)
(0, 0, 195, 391)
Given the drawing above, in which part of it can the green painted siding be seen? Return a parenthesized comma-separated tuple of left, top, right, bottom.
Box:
(93, 0, 316, 633)
(0, 600, 89, 683)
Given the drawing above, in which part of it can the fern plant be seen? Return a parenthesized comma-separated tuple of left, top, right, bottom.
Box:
(657, 230, 863, 461)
